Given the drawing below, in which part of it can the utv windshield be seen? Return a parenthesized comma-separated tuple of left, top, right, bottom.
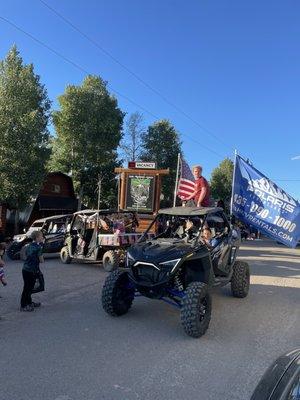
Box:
(140, 210, 230, 248)
(150, 214, 204, 244)
(27, 222, 44, 233)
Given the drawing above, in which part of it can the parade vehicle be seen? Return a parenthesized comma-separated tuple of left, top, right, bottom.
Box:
(251, 348, 300, 400)
(60, 209, 151, 271)
(7, 214, 71, 260)
(102, 206, 250, 338)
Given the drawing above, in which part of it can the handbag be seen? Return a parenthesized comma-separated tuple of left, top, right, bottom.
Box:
(32, 271, 45, 293)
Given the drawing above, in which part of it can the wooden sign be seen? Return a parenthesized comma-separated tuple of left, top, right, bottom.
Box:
(125, 175, 156, 212)
(115, 166, 169, 214)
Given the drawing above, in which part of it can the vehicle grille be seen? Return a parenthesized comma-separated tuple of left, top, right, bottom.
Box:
(132, 263, 168, 285)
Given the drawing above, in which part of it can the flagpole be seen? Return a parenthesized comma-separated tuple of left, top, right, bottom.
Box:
(173, 153, 181, 207)
(230, 149, 238, 215)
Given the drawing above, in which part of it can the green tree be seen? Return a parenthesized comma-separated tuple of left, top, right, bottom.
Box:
(0, 46, 51, 232)
(141, 120, 182, 206)
(49, 75, 124, 208)
(120, 111, 144, 162)
(210, 158, 234, 203)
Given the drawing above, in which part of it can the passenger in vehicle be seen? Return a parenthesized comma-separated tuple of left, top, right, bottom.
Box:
(175, 219, 198, 241)
(98, 218, 110, 233)
(201, 226, 219, 248)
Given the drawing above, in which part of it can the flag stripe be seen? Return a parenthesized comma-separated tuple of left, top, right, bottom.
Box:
(180, 180, 195, 188)
(178, 188, 194, 196)
(179, 182, 195, 190)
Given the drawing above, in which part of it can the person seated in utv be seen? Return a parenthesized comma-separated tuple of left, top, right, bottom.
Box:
(175, 218, 199, 241)
(201, 226, 220, 248)
(98, 218, 111, 233)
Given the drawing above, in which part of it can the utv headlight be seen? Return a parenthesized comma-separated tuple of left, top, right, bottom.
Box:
(159, 259, 181, 272)
(126, 252, 135, 268)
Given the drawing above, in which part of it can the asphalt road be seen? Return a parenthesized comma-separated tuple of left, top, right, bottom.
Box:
(0, 240, 299, 400)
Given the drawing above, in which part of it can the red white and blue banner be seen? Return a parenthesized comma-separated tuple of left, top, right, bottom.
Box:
(232, 155, 300, 248)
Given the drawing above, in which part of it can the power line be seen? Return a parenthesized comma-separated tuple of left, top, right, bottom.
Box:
(2, 17, 160, 119)
(38, 0, 232, 152)
(272, 179, 300, 182)
(0, 15, 224, 158)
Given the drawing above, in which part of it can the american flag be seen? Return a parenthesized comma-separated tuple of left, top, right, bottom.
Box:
(177, 158, 195, 200)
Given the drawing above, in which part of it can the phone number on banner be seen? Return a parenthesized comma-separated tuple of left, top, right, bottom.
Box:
(233, 194, 297, 234)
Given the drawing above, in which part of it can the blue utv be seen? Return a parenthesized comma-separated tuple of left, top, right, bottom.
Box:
(101, 207, 250, 338)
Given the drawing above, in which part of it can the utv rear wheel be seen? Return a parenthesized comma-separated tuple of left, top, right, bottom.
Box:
(231, 261, 250, 298)
(180, 282, 212, 338)
(102, 270, 134, 316)
(102, 250, 119, 272)
(60, 246, 71, 264)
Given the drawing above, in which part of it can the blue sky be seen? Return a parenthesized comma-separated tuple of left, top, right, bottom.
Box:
(1, 0, 299, 198)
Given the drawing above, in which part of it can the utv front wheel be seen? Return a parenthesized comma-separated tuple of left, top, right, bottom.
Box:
(180, 282, 212, 338)
(231, 261, 250, 298)
(60, 246, 71, 264)
(102, 250, 119, 272)
(102, 270, 135, 316)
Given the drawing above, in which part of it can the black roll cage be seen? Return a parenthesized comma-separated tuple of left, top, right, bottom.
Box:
(138, 213, 214, 248)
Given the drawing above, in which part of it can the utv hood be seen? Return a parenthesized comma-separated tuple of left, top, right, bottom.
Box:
(128, 238, 194, 264)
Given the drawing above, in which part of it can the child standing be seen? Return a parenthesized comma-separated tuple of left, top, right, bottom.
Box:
(20, 231, 44, 312)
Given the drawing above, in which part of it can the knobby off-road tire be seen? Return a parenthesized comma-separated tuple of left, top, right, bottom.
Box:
(231, 261, 250, 298)
(180, 282, 212, 338)
(60, 246, 71, 264)
(102, 270, 134, 316)
(102, 250, 119, 272)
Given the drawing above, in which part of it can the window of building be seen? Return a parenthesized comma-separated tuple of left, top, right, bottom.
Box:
(52, 184, 61, 193)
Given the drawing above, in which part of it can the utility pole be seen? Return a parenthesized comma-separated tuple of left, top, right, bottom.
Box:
(97, 174, 102, 211)
(78, 125, 88, 211)
(96, 174, 102, 229)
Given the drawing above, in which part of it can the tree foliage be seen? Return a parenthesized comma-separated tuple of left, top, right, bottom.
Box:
(0, 46, 51, 213)
(49, 75, 124, 208)
(120, 111, 144, 162)
(141, 120, 182, 206)
(210, 158, 234, 202)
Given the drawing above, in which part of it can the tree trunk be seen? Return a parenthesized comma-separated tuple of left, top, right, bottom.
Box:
(14, 208, 20, 235)
(78, 185, 83, 211)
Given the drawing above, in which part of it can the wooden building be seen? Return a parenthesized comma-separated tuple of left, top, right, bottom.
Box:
(4, 172, 78, 235)
(24, 172, 78, 227)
